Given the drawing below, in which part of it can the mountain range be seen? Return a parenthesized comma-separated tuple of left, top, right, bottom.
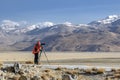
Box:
(0, 15, 120, 51)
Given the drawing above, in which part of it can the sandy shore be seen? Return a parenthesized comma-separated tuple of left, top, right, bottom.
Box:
(0, 51, 120, 67)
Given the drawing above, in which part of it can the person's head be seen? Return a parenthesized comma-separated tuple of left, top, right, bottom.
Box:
(37, 41, 40, 45)
(35, 41, 41, 46)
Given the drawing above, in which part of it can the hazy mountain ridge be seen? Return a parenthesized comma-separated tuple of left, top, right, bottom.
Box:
(0, 15, 120, 51)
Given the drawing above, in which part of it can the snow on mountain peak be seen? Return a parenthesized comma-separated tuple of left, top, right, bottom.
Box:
(40, 22, 54, 27)
(1, 20, 20, 27)
(98, 15, 120, 24)
(78, 24, 89, 27)
(63, 22, 73, 26)
(0, 20, 20, 31)
(20, 22, 54, 33)
(32, 21, 54, 29)
(107, 15, 119, 19)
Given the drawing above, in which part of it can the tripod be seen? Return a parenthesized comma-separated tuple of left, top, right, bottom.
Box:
(38, 46, 50, 65)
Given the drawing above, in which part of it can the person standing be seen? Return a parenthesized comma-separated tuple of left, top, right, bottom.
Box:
(32, 41, 42, 64)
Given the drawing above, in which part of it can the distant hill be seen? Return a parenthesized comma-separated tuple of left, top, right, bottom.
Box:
(0, 15, 120, 51)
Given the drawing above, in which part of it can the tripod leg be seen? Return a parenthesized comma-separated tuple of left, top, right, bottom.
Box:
(38, 51, 42, 64)
(43, 49, 50, 65)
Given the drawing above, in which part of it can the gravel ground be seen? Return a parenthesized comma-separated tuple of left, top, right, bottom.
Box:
(0, 63, 120, 80)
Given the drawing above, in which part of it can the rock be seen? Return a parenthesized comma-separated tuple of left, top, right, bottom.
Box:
(14, 62, 20, 74)
(62, 74, 78, 80)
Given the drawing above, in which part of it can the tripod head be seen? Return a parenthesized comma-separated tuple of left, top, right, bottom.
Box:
(41, 42, 45, 45)
(40, 42, 46, 51)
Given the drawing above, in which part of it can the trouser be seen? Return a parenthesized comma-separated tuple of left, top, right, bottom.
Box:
(34, 53, 38, 64)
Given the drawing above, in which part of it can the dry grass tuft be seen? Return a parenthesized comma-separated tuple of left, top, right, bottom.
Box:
(111, 68, 116, 72)
(48, 73, 55, 78)
(25, 61, 34, 64)
(65, 70, 79, 75)
(113, 74, 120, 78)
(84, 68, 93, 74)
(96, 68, 105, 74)
(19, 75, 27, 80)
(105, 77, 112, 80)
(54, 67, 63, 71)
(56, 78, 62, 80)
(78, 75, 84, 80)
(116, 69, 120, 71)
(0, 61, 3, 66)
(115, 69, 120, 74)
(83, 68, 105, 74)
(91, 67, 97, 71)
(41, 74, 49, 80)
(13, 75, 20, 80)
(43, 69, 51, 73)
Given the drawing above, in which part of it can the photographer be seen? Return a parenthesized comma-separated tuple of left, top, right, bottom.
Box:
(32, 41, 43, 64)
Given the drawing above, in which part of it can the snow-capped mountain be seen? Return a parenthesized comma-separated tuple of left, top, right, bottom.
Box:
(98, 15, 120, 24)
(21, 22, 54, 33)
(0, 20, 88, 33)
(63, 22, 73, 26)
(0, 20, 20, 32)
(89, 15, 120, 25)
(0, 15, 120, 51)
(0, 15, 120, 33)
(0, 21, 54, 33)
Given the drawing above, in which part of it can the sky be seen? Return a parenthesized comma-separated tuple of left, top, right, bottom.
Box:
(0, 0, 120, 24)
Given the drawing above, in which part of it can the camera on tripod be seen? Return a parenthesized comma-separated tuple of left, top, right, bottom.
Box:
(41, 42, 45, 45)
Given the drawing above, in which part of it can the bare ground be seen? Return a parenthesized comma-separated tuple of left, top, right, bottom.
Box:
(1, 52, 120, 80)
(0, 51, 120, 67)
